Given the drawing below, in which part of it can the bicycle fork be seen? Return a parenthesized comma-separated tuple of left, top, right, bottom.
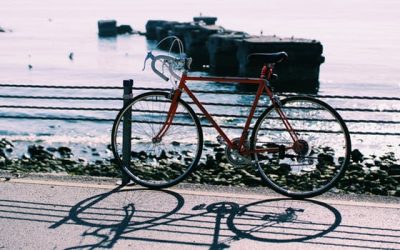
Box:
(152, 89, 182, 142)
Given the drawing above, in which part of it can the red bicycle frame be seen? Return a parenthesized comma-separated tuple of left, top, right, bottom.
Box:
(154, 66, 299, 155)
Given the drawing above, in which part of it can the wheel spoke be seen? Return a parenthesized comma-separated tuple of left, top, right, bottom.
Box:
(252, 96, 351, 198)
(111, 92, 203, 188)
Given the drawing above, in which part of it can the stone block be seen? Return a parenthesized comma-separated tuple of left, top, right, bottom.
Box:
(98, 20, 117, 37)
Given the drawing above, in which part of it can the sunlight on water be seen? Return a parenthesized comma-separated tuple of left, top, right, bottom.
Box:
(0, 0, 399, 157)
(1, 0, 400, 90)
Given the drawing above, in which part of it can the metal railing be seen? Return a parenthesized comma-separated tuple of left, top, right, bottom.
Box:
(1, 80, 399, 184)
(0, 82, 399, 136)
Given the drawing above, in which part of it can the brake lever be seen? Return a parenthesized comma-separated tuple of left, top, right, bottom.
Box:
(142, 52, 153, 71)
(185, 57, 192, 70)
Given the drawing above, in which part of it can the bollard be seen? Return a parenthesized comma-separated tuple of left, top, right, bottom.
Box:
(121, 79, 134, 185)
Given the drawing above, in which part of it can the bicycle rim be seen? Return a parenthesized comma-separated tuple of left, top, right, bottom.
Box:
(252, 96, 351, 198)
(111, 91, 203, 188)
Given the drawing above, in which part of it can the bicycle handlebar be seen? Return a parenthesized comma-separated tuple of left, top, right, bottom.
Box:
(143, 52, 185, 82)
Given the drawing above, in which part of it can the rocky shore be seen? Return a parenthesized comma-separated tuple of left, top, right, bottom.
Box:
(1, 138, 399, 197)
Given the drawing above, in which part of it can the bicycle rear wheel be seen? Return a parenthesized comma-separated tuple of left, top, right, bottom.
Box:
(111, 91, 203, 188)
(251, 96, 351, 198)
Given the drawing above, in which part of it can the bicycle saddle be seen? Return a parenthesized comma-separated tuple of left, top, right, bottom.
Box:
(247, 52, 288, 64)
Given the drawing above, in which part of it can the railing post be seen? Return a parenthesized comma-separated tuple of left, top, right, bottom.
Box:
(121, 79, 134, 185)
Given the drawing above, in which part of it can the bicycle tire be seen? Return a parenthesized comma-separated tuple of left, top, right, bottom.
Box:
(251, 96, 351, 198)
(111, 91, 203, 188)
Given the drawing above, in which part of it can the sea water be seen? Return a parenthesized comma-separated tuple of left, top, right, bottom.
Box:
(0, 0, 399, 158)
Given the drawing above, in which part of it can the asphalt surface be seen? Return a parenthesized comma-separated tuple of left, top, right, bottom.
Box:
(0, 173, 399, 250)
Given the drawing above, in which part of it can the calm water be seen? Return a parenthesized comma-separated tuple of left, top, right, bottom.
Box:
(0, 0, 399, 157)
(1, 0, 399, 92)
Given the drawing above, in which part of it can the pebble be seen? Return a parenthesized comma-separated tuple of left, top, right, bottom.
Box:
(0, 157, 5, 165)
(0, 139, 399, 197)
(364, 159, 375, 167)
(351, 149, 364, 163)
(92, 152, 100, 157)
(204, 140, 221, 148)
(47, 147, 57, 152)
(370, 166, 380, 172)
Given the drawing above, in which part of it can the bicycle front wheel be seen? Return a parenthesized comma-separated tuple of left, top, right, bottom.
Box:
(251, 96, 351, 198)
(111, 91, 203, 188)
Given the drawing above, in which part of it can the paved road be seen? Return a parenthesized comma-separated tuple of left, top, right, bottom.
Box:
(0, 175, 399, 250)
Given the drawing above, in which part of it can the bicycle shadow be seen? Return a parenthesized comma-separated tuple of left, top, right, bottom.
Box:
(2, 184, 399, 249)
(226, 198, 341, 243)
(193, 198, 342, 249)
(50, 186, 185, 249)
(49, 185, 342, 249)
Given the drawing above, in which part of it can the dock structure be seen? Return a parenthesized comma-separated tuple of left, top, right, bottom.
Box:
(145, 17, 325, 93)
(98, 20, 135, 37)
(98, 20, 117, 37)
(183, 24, 223, 69)
(207, 32, 251, 76)
(145, 20, 168, 40)
(236, 36, 325, 92)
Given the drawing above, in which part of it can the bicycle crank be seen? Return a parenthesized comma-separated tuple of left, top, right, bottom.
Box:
(225, 138, 252, 166)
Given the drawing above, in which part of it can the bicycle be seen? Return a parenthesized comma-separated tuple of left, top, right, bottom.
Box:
(111, 37, 351, 198)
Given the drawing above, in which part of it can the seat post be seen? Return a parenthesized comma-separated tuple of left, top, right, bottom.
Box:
(260, 64, 274, 80)
(260, 64, 268, 79)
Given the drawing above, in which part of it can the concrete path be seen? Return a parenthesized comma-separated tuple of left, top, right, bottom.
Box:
(0, 175, 399, 250)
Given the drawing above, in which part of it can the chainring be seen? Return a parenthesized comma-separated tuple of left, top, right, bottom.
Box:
(225, 138, 252, 166)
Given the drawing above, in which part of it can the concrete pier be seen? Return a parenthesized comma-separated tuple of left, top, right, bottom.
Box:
(98, 20, 135, 37)
(236, 36, 325, 92)
(207, 32, 251, 75)
(144, 18, 325, 92)
(98, 20, 117, 37)
(145, 20, 168, 40)
(155, 21, 180, 49)
(193, 16, 218, 25)
(183, 25, 223, 69)
(167, 23, 198, 51)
